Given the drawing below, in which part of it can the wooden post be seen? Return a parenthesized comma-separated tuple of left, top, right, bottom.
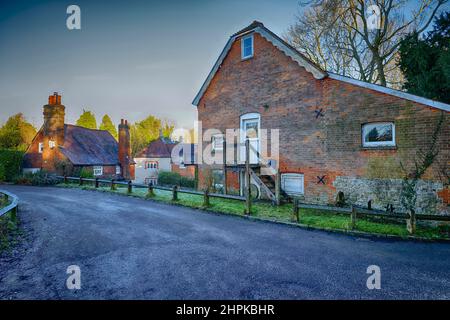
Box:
(127, 181, 132, 194)
(407, 209, 416, 234)
(245, 139, 252, 215)
(275, 171, 281, 206)
(147, 183, 155, 197)
(79, 177, 83, 186)
(194, 166, 199, 190)
(64, 175, 68, 184)
(203, 189, 210, 207)
(95, 178, 99, 188)
(292, 199, 300, 223)
(111, 179, 116, 191)
(350, 205, 357, 230)
(172, 185, 178, 201)
(223, 138, 228, 195)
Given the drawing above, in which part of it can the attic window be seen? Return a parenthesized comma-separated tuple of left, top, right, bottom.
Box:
(49, 140, 56, 149)
(241, 34, 254, 59)
(38, 143, 44, 153)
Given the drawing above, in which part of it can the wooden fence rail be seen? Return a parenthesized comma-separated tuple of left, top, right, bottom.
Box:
(56, 176, 246, 202)
(0, 189, 19, 222)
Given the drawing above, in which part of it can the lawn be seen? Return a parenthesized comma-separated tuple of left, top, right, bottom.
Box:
(0, 195, 20, 251)
(57, 182, 450, 240)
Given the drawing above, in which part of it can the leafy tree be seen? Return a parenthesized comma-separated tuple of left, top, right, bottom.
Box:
(76, 109, 97, 129)
(0, 113, 36, 151)
(130, 116, 175, 157)
(99, 114, 118, 140)
(398, 12, 450, 103)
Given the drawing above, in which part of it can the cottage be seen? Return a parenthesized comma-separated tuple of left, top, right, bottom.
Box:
(193, 21, 450, 214)
(22, 93, 135, 180)
(133, 132, 197, 185)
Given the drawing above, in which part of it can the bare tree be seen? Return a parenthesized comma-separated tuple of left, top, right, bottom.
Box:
(286, 0, 446, 87)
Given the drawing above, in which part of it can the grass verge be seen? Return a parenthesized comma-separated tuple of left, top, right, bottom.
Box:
(57, 183, 450, 241)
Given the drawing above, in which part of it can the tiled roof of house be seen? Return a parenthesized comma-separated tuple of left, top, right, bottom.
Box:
(59, 125, 119, 166)
(135, 137, 177, 158)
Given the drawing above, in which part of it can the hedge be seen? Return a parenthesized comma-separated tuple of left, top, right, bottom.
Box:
(0, 149, 24, 182)
(158, 171, 196, 189)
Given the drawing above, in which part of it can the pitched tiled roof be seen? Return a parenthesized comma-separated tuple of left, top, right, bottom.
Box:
(59, 125, 119, 166)
(135, 137, 177, 158)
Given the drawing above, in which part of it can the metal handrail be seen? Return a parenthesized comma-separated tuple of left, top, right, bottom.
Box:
(0, 189, 19, 218)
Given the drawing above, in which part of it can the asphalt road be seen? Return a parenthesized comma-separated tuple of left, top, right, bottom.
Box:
(0, 185, 449, 300)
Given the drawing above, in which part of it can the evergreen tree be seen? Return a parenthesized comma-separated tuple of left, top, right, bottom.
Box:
(76, 109, 97, 129)
(398, 12, 450, 103)
(99, 114, 117, 140)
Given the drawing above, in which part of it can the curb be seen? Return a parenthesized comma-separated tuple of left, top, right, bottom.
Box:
(57, 184, 450, 243)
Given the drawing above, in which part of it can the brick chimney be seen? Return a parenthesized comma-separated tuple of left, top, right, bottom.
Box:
(118, 119, 134, 180)
(42, 92, 65, 171)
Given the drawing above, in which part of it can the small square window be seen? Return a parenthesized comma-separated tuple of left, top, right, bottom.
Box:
(49, 140, 56, 149)
(38, 142, 44, 153)
(362, 122, 395, 147)
(241, 34, 254, 59)
(281, 173, 304, 196)
(116, 165, 121, 175)
(93, 166, 103, 176)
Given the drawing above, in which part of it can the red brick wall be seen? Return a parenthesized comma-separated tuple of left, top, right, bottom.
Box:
(171, 164, 196, 179)
(197, 32, 450, 209)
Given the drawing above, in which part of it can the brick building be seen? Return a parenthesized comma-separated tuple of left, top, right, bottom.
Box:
(22, 93, 135, 180)
(192, 21, 450, 214)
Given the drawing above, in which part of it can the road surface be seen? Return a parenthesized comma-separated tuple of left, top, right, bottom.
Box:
(0, 185, 449, 299)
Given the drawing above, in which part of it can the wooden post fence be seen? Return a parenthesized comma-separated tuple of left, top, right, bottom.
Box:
(79, 177, 83, 186)
(111, 179, 116, 191)
(350, 205, 357, 230)
(128, 181, 132, 194)
(203, 189, 210, 207)
(407, 209, 416, 234)
(95, 178, 99, 188)
(275, 171, 281, 206)
(147, 183, 155, 197)
(292, 198, 300, 223)
(245, 139, 252, 215)
(223, 138, 228, 195)
(64, 175, 68, 184)
(172, 185, 178, 201)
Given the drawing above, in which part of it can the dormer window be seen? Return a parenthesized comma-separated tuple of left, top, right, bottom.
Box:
(49, 140, 56, 149)
(241, 34, 254, 60)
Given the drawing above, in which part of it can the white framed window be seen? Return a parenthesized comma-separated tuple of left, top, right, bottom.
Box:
(362, 122, 395, 147)
(212, 134, 224, 151)
(49, 140, 56, 149)
(241, 34, 254, 59)
(281, 173, 304, 196)
(145, 161, 158, 169)
(145, 178, 158, 186)
(38, 142, 44, 153)
(116, 165, 121, 175)
(93, 166, 103, 176)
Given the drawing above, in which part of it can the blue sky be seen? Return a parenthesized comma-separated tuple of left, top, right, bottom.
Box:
(0, 0, 303, 129)
(0, 0, 448, 130)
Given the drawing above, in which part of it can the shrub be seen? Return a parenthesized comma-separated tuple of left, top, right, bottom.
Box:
(14, 170, 58, 186)
(0, 149, 24, 182)
(158, 171, 196, 188)
(72, 167, 94, 179)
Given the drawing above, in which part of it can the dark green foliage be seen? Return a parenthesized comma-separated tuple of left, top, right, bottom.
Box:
(158, 171, 196, 188)
(74, 167, 94, 179)
(0, 149, 24, 182)
(14, 170, 58, 186)
(398, 13, 450, 103)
